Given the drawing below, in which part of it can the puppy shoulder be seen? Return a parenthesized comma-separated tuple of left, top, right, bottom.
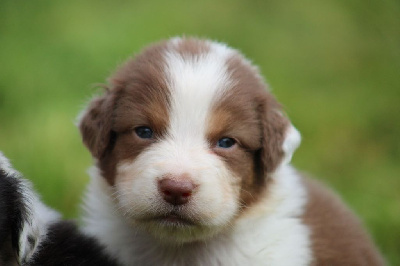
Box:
(301, 176, 385, 265)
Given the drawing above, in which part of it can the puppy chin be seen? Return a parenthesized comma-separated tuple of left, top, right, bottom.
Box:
(116, 196, 235, 243)
(133, 217, 224, 244)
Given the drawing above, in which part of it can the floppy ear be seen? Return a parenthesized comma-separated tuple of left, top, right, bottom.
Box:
(261, 95, 301, 174)
(78, 90, 117, 159)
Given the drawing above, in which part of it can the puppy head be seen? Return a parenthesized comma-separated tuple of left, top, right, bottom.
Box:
(78, 38, 300, 242)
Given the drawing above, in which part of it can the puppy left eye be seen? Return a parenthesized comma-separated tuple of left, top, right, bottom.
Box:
(135, 126, 153, 139)
(217, 137, 236, 148)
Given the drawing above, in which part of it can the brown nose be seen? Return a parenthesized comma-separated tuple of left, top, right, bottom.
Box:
(158, 177, 195, 206)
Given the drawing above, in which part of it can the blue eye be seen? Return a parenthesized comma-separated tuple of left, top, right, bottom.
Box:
(135, 126, 153, 139)
(217, 137, 236, 148)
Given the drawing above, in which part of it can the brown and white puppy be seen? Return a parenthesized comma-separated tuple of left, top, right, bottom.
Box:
(78, 37, 384, 265)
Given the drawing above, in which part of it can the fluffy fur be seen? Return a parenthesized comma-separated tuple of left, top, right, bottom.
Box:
(0, 37, 384, 266)
(0, 152, 60, 265)
(77, 37, 384, 265)
(0, 153, 117, 266)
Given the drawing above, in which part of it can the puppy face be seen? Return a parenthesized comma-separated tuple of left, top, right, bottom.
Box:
(79, 38, 300, 242)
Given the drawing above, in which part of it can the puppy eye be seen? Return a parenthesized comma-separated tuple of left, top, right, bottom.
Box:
(135, 126, 153, 139)
(217, 137, 236, 148)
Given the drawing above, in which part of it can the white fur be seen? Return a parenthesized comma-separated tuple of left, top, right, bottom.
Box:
(0, 151, 19, 176)
(80, 39, 312, 265)
(164, 39, 234, 143)
(18, 193, 60, 264)
(281, 125, 302, 166)
(0, 152, 60, 264)
(82, 165, 311, 266)
(114, 140, 240, 241)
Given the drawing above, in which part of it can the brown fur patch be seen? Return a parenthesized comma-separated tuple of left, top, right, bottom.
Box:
(207, 53, 290, 207)
(79, 41, 171, 184)
(301, 177, 385, 265)
(79, 90, 120, 159)
(173, 38, 211, 56)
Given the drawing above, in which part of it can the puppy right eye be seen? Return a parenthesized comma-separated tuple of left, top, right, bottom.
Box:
(217, 137, 236, 149)
(134, 126, 153, 139)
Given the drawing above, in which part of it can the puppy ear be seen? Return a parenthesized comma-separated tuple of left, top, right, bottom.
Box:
(261, 96, 301, 174)
(78, 90, 117, 159)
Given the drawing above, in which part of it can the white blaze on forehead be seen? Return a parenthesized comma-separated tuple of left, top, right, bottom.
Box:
(163, 40, 234, 143)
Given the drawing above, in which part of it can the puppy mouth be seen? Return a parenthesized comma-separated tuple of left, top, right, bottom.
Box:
(146, 212, 196, 227)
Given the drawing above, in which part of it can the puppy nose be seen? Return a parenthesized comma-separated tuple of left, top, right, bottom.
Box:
(158, 177, 195, 206)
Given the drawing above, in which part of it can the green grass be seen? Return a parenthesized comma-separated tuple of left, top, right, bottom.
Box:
(0, 0, 399, 264)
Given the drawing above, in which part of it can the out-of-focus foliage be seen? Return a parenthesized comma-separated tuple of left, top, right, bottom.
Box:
(0, 0, 398, 264)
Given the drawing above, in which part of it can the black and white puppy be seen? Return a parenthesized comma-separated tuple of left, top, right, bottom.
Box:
(0, 152, 117, 266)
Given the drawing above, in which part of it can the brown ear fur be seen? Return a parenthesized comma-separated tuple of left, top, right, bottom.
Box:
(79, 89, 118, 158)
(260, 94, 290, 174)
(225, 53, 291, 175)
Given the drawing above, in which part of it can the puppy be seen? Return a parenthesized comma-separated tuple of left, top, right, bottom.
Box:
(77, 37, 385, 265)
(0, 153, 118, 266)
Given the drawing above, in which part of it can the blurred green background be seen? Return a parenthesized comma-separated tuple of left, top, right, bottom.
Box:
(0, 0, 399, 264)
